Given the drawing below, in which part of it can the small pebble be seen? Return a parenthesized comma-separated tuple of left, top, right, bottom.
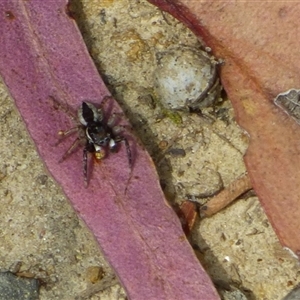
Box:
(158, 140, 169, 150)
(86, 266, 104, 284)
(0, 271, 39, 300)
(168, 148, 186, 157)
(154, 46, 221, 111)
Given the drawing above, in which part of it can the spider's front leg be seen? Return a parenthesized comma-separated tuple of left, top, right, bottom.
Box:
(83, 145, 89, 186)
(123, 137, 132, 167)
(112, 136, 132, 167)
(83, 142, 106, 186)
(83, 142, 96, 186)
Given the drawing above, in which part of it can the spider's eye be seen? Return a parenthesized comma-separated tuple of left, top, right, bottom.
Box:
(99, 137, 110, 145)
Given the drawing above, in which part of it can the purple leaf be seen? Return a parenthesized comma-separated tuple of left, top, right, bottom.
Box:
(0, 1, 219, 299)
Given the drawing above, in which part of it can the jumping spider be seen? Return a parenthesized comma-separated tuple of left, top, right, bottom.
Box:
(58, 100, 132, 185)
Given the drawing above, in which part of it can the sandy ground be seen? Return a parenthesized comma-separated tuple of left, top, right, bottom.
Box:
(0, 0, 299, 299)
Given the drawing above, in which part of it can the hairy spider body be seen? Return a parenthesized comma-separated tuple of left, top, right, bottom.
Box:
(59, 101, 131, 185)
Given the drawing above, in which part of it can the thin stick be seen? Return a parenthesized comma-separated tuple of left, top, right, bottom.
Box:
(200, 173, 252, 218)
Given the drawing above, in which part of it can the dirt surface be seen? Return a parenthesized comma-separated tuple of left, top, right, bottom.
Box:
(0, 0, 299, 299)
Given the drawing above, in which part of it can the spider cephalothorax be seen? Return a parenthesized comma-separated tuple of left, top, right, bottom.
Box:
(59, 101, 132, 185)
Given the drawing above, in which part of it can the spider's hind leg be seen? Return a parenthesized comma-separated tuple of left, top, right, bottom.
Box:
(49, 95, 77, 121)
